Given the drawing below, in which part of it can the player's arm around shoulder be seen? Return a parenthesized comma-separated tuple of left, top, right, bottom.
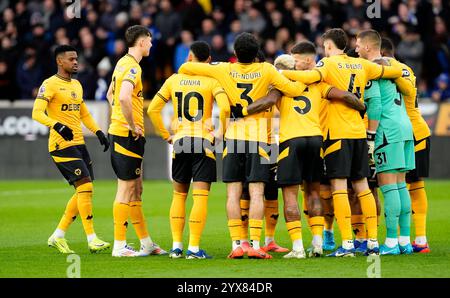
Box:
(281, 58, 327, 85)
(211, 79, 231, 140)
(322, 82, 365, 111)
(178, 61, 226, 80)
(245, 88, 282, 116)
(267, 63, 307, 98)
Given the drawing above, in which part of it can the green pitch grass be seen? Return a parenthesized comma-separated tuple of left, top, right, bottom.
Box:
(0, 180, 449, 278)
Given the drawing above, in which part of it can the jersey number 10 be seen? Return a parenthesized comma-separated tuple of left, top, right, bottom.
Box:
(175, 91, 204, 122)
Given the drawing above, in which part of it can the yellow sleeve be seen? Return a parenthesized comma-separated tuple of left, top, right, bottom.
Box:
(269, 65, 307, 97)
(147, 79, 172, 140)
(318, 82, 334, 98)
(364, 59, 402, 80)
(178, 62, 225, 80)
(123, 65, 141, 87)
(32, 82, 57, 127)
(282, 69, 323, 85)
(80, 101, 101, 133)
(212, 81, 230, 134)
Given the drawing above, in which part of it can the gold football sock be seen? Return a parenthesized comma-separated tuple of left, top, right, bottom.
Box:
(286, 220, 302, 241)
(409, 181, 428, 237)
(332, 190, 352, 241)
(249, 219, 263, 243)
(264, 199, 278, 239)
(130, 201, 149, 240)
(113, 201, 129, 241)
(188, 189, 209, 247)
(351, 214, 367, 239)
(228, 219, 242, 241)
(357, 189, 377, 239)
(76, 182, 95, 235)
(310, 216, 325, 237)
(170, 191, 187, 243)
(240, 199, 250, 240)
(57, 193, 79, 232)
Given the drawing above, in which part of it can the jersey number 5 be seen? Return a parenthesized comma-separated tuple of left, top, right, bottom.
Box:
(175, 91, 204, 122)
(293, 96, 311, 115)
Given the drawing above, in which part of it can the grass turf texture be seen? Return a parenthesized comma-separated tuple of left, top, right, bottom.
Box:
(0, 180, 449, 278)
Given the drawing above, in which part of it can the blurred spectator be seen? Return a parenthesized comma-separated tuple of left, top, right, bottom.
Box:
(76, 57, 96, 101)
(211, 34, 230, 62)
(95, 57, 111, 101)
(173, 30, 193, 72)
(397, 26, 424, 79)
(0, 58, 16, 99)
(16, 47, 43, 99)
(431, 73, 450, 102)
(226, 19, 242, 53)
(240, 6, 266, 35)
(198, 18, 217, 45)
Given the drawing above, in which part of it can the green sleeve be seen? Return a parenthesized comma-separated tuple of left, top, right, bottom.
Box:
(364, 80, 381, 121)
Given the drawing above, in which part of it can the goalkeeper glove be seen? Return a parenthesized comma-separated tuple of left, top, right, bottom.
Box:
(96, 130, 110, 152)
(53, 122, 74, 141)
(367, 130, 376, 166)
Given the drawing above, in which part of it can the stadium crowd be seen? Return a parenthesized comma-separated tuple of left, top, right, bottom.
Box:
(0, 0, 449, 101)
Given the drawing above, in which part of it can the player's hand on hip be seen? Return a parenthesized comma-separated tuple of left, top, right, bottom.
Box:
(132, 126, 144, 140)
(96, 130, 110, 152)
(165, 135, 173, 145)
(53, 122, 74, 141)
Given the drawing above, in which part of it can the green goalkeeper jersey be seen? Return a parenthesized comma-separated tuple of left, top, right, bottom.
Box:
(364, 78, 413, 144)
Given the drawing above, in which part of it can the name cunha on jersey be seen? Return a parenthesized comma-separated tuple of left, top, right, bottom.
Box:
(180, 79, 201, 86)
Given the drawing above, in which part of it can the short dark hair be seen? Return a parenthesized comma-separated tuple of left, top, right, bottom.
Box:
(54, 45, 77, 59)
(190, 41, 210, 62)
(255, 49, 266, 62)
(380, 37, 395, 57)
(125, 25, 151, 48)
(357, 29, 381, 49)
(234, 32, 259, 63)
(290, 41, 316, 55)
(322, 28, 348, 50)
(346, 48, 358, 58)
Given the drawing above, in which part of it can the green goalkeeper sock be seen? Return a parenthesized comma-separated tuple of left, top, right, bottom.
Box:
(380, 184, 401, 239)
(397, 182, 411, 237)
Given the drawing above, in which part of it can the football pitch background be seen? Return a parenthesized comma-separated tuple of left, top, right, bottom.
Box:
(1, 180, 449, 278)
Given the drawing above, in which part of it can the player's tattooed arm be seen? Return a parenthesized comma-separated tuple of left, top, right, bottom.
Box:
(326, 87, 366, 111)
(245, 89, 282, 115)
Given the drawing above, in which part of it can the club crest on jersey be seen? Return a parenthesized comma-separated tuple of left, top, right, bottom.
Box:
(71, 91, 77, 98)
(402, 69, 410, 77)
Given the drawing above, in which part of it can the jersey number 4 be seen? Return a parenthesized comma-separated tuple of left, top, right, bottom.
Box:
(175, 91, 204, 122)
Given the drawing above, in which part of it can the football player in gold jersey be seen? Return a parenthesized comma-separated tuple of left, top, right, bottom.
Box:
(179, 33, 307, 259)
(281, 29, 404, 256)
(381, 38, 432, 253)
(32, 45, 110, 254)
(148, 41, 230, 259)
(239, 41, 364, 258)
(107, 25, 166, 257)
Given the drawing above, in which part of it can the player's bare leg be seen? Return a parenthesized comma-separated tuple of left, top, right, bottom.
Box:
(281, 184, 305, 259)
(239, 186, 251, 252)
(246, 182, 272, 259)
(226, 182, 245, 259)
(184, 181, 212, 259)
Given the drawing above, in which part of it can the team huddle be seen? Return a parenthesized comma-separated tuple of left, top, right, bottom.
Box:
(32, 24, 431, 260)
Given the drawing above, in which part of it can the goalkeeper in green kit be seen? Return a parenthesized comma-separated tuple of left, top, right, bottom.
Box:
(355, 30, 415, 255)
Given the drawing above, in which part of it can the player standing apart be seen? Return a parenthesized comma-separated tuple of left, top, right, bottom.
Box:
(32, 45, 111, 254)
(107, 25, 166, 257)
